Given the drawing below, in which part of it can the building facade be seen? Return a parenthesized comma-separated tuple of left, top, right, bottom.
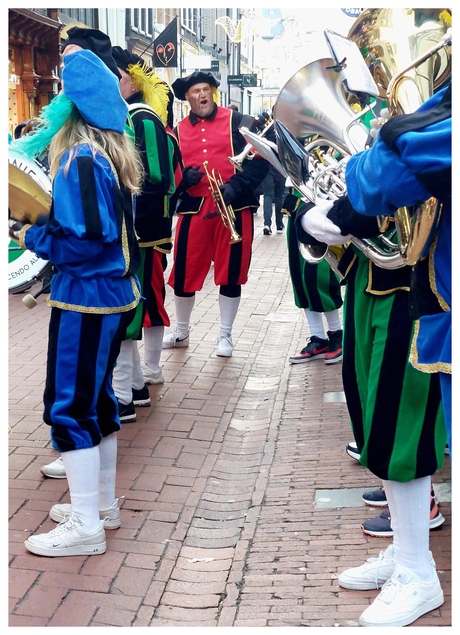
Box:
(8, 7, 258, 138)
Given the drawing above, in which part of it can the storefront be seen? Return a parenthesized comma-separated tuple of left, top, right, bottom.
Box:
(8, 9, 61, 139)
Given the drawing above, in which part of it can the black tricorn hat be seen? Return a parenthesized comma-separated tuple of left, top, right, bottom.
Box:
(112, 46, 145, 73)
(172, 71, 220, 101)
(61, 26, 121, 79)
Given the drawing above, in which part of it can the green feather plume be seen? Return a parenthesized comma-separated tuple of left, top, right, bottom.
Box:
(10, 93, 76, 160)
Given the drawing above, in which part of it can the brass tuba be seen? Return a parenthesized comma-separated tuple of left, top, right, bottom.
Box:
(347, 8, 452, 265)
(202, 161, 242, 244)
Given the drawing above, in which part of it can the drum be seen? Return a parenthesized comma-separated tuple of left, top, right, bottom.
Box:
(8, 148, 52, 293)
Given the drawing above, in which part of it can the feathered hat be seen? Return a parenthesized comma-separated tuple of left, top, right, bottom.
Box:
(10, 50, 127, 160)
(112, 46, 170, 126)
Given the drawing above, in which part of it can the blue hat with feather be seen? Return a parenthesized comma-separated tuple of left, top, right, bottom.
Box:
(62, 49, 127, 133)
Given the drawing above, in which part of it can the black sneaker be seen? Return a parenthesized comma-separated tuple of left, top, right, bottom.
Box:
(263, 225, 272, 235)
(361, 504, 445, 537)
(346, 441, 361, 461)
(117, 400, 136, 423)
(276, 224, 284, 233)
(132, 384, 150, 407)
(362, 486, 387, 507)
(289, 336, 329, 364)
(325, 329, 343, 364)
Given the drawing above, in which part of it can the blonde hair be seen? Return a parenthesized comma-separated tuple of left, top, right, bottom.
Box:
(48, 112, 143, 194)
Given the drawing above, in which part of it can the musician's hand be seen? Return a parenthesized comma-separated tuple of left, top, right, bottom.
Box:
(369, 107, 390, 139)
(300, 199, 351, 245)
(8, 218, 25, 242)
(219, 182, 238, 206)
(182, 165, 204, 188)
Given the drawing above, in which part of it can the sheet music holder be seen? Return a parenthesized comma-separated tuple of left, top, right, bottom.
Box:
(324, 29, 380, 97)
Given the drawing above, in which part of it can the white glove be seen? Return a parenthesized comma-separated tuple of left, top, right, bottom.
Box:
(9, 218, 25, 242)
(369, 107, 390, 139)
(300, 199, 351, 245)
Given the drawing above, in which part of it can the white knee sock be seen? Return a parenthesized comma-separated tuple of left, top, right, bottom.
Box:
(174, 294, 195, 337)
(61, 446, 100, 532)
(219, 294, 240, 337)
(382, 476, 433, 581)
(324, 309, 342, 333)
(112, 340, 134, 405)
(143, 326, 164, 373)
(98, 433, 117, 509)
(132, 340, 145, 390)
(304, 308, 326, 339)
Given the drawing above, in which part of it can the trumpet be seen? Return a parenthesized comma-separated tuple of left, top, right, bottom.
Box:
(229, 117, 274, 171)
(202, 162, 242, 245)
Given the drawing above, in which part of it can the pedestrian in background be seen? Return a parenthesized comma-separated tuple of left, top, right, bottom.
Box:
(263, 164, 286, 235)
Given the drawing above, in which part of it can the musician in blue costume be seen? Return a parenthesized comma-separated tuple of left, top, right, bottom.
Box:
(298, 83, 450, 627)
(9, 44, 142, 557)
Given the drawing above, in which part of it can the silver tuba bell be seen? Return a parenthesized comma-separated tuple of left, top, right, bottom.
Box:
(273, 54, 405, 271)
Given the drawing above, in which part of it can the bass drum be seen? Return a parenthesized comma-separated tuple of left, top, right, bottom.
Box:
(8, 148, 52, 294)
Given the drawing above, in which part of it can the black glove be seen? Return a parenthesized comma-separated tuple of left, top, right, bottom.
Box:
(327, 196, 382, 238)
(181, 165, 205, 189)
(8, 218, 25, 242)
(219, 182, 238, 206)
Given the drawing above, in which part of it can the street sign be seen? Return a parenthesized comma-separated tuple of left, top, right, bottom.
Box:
(242, 73, 257, 87)
(228, 74, 243, 85)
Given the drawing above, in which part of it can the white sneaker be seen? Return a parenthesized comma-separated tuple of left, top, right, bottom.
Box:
(216, 335, 234, 357)
(359, 567, 444, 627)
(338, 545, 396, 590)
(162, 330, 189, 349)
(25, 517, 106, 557)
(49, 497, 122, 529)
(345, 441, 360, 461)
(141, 365, 164, 385)
(41, 456, 66, 479)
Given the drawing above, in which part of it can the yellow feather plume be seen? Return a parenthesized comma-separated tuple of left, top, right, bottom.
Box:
(128, 62, 169, 126)
(211, 86, 219, 105)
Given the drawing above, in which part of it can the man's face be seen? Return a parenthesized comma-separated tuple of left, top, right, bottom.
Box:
(118, 68, 135, 99)
(185, 82, 214, 118)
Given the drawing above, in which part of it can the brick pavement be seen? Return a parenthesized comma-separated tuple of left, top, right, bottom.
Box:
(9, 210, 451, 627)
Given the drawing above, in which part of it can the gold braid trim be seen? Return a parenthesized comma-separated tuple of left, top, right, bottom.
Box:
(18, 224, 32, 250)
(45, 277, 141, 314)
(428, 237, 450, 312)
(409, 319, 452, 374)
(366, 259, 410, 295)
(138, 237, 172, 251)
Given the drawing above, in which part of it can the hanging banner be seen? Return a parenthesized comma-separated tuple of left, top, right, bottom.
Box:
(152, 16, 178, 68)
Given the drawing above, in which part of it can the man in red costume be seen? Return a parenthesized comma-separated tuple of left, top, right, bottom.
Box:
(164, 71, 268, 357)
